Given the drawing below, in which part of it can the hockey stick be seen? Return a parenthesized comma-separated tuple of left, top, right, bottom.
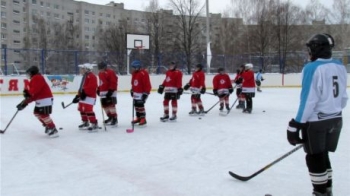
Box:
(228, 144, 303, 181)
(0, 110, 19, 134)
(204, 94, 229, 114)
(100, 99, 107, 131)
(226, 97, 239, 115)
(61, 101, 73, 109)
(126, 100, 135, 133)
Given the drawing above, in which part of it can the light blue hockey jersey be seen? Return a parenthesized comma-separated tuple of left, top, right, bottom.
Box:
(295, 58, 348, 123)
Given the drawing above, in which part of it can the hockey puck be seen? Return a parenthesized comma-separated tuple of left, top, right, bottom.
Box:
(265, 194, 272, 196)
(198, 117, 202, 119)
(263, 110, 266, 112)
(59, 127, 63, 130)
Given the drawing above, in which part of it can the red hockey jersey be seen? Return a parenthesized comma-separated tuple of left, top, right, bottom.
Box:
(98, 68, 118, 96)
(162, 69, 183, 93)
(24, 73, 53, 106)
(131, 69, 152, 94)
(189, 70, 205, 88)
(213, 73, 233, 92)
(80, 71, 98, 99)
(241, 70, 256, 93)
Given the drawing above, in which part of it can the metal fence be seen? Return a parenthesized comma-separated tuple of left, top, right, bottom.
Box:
(1, 48, 349, 75)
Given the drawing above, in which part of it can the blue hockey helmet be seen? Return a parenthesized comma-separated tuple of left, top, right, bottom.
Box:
(131, 60, 141, 69)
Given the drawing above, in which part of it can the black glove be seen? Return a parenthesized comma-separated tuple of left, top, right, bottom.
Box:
(96, 88, 100, 96)
(16, 101, 28, 111)
(130, 89, 133, 97)
(261, 78, 265, 81)
(200, 87, 206, 94)
(213, 89, 218, 96)
(142, 93, 149, 102)
(158, 85, 164, 94)
(287, 119, 304, 146)
(80, 90, 87, 100)
(177, 88, 183, 95)
(23, 89, 31, 99)
(235, 77, 243, 84)
(229, 87, 234, 94)
(106, 90, 114, 98)
(184, 83, 190, 90)
(72, 95, 80, 103)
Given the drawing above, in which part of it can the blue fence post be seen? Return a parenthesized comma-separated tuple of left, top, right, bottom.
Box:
(3, 48, 7, 75)
(74, 51, 78, 74)
(41, 49, 45, 74)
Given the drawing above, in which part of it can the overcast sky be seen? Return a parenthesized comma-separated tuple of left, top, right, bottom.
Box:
(77, 0, 333, 13)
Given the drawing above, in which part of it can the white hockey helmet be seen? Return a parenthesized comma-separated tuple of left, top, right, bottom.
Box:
(245, 63, 253, 70)
(78, 63, 95, 70)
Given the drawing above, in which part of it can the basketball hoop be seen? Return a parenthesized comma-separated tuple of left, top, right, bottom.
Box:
(135, 46, 144, 55)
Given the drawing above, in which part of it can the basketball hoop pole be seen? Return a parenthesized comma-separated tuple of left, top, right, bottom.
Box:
(127, 49, 132, 75)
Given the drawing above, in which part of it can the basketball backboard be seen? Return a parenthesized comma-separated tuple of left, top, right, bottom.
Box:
(126, 34, 150, 50)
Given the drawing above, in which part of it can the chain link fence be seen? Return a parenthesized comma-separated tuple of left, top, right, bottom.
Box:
(1, 48, 349, 75)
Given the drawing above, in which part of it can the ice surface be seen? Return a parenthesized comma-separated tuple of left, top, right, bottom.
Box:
(1, 88, 349, 196)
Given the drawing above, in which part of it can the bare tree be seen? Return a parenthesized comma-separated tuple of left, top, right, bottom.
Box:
(305, 0, 330, 23)
(329, 0, 350, 53)
(168, 0, 205, 74)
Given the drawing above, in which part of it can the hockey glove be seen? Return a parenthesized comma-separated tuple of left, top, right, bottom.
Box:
(287, 118, 304, 146)
(235, 77, 243, 85)
(96, 88, 100, 96)
(261, 77, 265, 81)
(229, 87, 234, 94)
(23, 89, 31, 99)
(213, 89, 218, 96)
(130, 89, 133, 97)
(142, 93, 149, 102)
(200, 87, 206, 94)
(16, 101, 28, 111)
(80, 90, 87, 100)
(183, 83, 190, 91)
(158, 85, 164, 94)
(72, 95, 80, 103)
(177, 88, 183, 95)
(106, 90, 114, 98)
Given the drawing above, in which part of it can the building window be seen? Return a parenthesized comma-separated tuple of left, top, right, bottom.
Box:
(106, 14, 111, 18)
(13, 20, 20, 24)
(54, 4, 59, 9)
(1, 33, 6, 40)
(84, 18, 89, 24)
(13, 29, 20, 33)
(1, 11, 6, 18)
(13, 10, 20, 14)
(14, 40, 21, 44)
(13, 0, 20, 5)
(46, 2, 50, 8)
(106, 21, 111, 25)
(92, 11, 95, 15)
(54, 13, 59, 19)
(32, 0, 36, 5)
(1, 1, 6, 7)
(84, 27, 89, 32)
(91, 19, 95, 24)
(40, 1, 43, 6)
(84, 10, 89, 15)
(85, 35, 89, 39)
(1, 22, 7, 29)
(100, 13, 103, 16)
(46, 12, 50, 16)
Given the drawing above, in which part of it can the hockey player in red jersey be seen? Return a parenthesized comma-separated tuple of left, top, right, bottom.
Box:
(130, 60, 152, 126)
(240, 63, 256, 113)
(233, 65, 245, 109)
(16, 66, 59, 138)
(183, 63, 206, 115)
(212, 67, 234, 112)
(158, 61, 183, 121)
(72, 63, 99, 131)
(97, 62, 118, 126)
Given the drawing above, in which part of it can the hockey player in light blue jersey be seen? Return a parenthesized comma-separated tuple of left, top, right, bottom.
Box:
(286, 33, 348, 196)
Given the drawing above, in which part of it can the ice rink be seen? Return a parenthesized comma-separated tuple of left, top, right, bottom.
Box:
(1, 88, 349, 196)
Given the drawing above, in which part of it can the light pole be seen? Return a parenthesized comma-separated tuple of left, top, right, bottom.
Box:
(205, 0, 211, 74)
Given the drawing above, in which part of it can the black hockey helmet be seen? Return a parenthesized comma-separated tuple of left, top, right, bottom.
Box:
(26, 66, 39, 77)
(98, 61, 107, 70)
(306, 33, 334, 61)
(196, 63, 203, 70)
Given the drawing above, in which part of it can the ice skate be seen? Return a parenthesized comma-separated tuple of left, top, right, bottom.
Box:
(110, 117, 118, 126)
(131, 118, 140, 125)
(88, 123, 99, 132)
(104, 117, 112, 124)
(189, 109, 197, 116)
(47, 127, 59, 138)
(242, 108, 252, 114)
(78, 121, 90, 130)
(197, 109, 205, 116)
(160, 115, 169, 122)
(138, 118, 147, 127)
(169, 115, 177, 121)
(312, 191, 327, 196)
